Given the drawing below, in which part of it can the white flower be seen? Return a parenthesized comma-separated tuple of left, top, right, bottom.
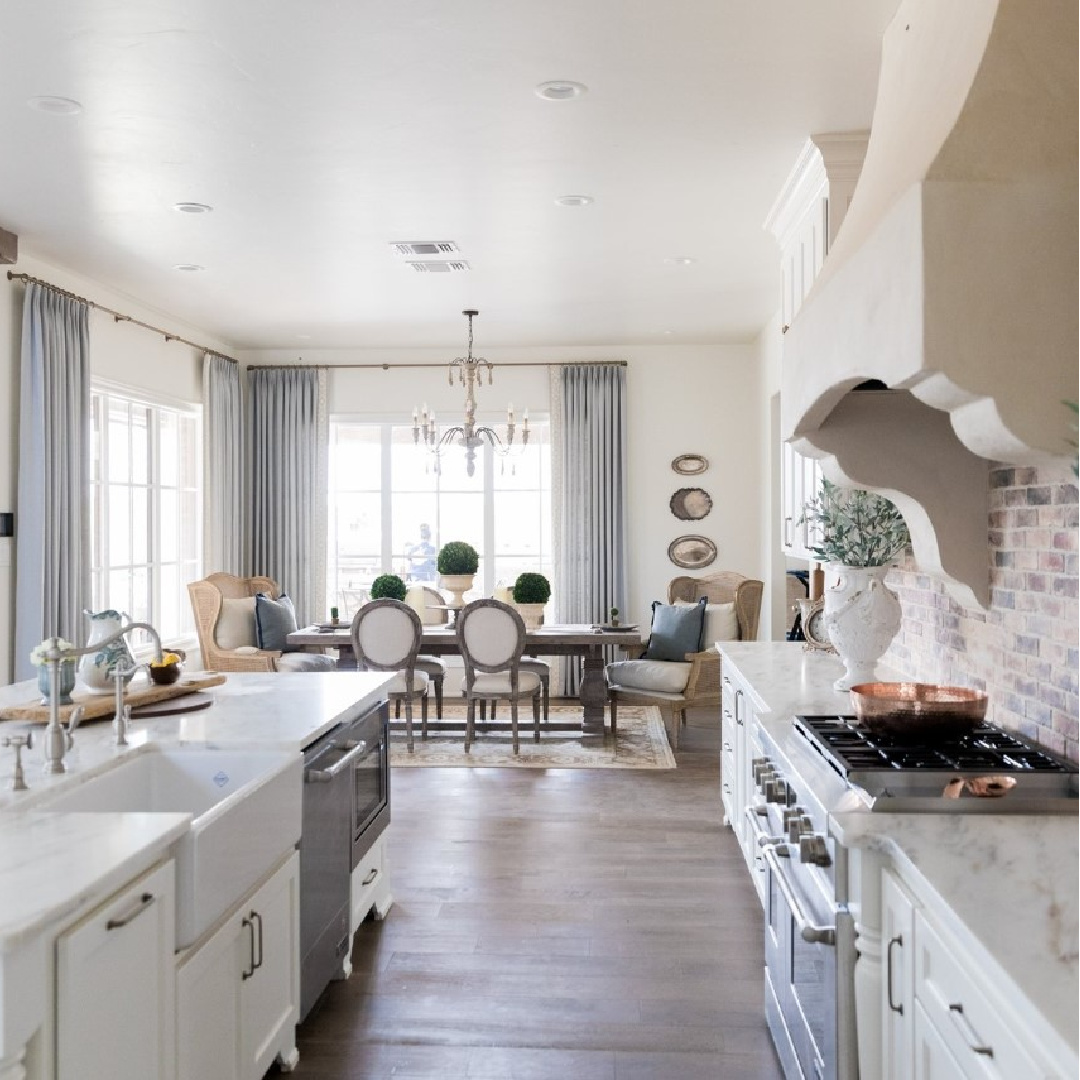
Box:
(30, 638, 76, 666)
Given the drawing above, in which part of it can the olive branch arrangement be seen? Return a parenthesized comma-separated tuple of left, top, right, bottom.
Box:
(798, 479, 910, 568)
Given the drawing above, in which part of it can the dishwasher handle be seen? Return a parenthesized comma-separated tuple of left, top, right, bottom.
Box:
(305, 739, 368, 783)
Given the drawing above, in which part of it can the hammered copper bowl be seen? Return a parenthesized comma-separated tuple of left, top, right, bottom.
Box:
(849, 682, 988, 741)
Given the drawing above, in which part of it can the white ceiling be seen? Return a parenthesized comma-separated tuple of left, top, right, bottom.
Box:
(0, 0, 898, 351)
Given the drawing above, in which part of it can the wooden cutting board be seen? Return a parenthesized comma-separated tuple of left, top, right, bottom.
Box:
(0, 673, 227, 724)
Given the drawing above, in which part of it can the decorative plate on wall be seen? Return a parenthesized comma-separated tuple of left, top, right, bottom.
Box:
(671, 453, 708, 475)
(667, 535, 718, 569)
(669, 487, 712, 521)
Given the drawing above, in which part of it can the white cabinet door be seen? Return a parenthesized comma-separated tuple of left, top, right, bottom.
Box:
(913, 1001, 965, 1080)
(56, 860, 176, 1080)
(176, 899, 246, 1080)
(240, 851, 300, 1079)
(177, 852, 299, 1080)
(882, 869, 916, 1080)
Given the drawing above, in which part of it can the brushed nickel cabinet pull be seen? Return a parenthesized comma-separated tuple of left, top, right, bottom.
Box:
(362, 868, 379, 887)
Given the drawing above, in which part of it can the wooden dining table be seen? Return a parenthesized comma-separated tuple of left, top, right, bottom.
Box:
(286, 623, 643, 738)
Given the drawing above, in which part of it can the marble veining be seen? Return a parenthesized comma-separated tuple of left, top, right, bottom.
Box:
(721, 642, 1079, 1053)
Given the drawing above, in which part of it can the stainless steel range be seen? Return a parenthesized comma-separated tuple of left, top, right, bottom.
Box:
(794, 714, 1079, 813)
(755, 715, 1078, 1080)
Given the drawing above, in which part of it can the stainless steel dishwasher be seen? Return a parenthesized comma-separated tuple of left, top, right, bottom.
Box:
(299, 710, 370, 1020)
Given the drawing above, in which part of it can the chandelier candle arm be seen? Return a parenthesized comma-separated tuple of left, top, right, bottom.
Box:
(412, 310, 529, 477)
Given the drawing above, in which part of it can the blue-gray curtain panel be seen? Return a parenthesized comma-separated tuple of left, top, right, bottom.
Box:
(555, 364, 629, 694)
(247, 367, 326, 627)
(203, 353, 243, 576)
(14, 282, 91, 680)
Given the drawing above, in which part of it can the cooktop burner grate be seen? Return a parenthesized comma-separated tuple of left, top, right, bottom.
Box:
(794, 714, 1077, 776)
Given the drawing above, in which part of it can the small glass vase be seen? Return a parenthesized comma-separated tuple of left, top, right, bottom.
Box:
(37, 662, 77, 706)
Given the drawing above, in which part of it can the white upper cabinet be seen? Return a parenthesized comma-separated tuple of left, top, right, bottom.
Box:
(766, 132, 869, 560)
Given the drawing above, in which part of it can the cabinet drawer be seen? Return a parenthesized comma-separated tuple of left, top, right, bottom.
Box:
(914, 910, 1045, 1079)
(350, 834, 385, 934)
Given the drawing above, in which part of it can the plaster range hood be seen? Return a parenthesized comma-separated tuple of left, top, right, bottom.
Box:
(781, 0, 1077, 609)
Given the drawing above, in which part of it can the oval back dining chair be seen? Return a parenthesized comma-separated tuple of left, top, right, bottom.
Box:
(351, 598, 428, 752)
(455, 599, 541, 755)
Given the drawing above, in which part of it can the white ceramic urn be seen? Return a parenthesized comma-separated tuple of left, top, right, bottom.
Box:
(822, 565, 902, 691)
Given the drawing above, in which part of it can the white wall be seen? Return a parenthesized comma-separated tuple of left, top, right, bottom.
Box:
(241, 342, 766, 632)
(0, 252, 230, 682)
(755, 311, 792, 640)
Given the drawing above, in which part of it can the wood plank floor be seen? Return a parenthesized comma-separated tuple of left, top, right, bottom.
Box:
(277, 705, 784, 1080)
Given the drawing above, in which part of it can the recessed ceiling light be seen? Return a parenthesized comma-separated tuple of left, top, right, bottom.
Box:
(535, 80, 588, 102)
(173, 202, 213, 214)
(172, 263, 204, 273)
(663, 256, 697, 266)
(555, 195, 594, 208)
(663, 330, 675, 335)
(27, 95, 82, 115)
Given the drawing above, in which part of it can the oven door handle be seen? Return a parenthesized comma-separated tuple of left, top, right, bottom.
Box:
(762, 844, 836, 946)
(743, 805, 786, 847)
(306, 740, 368, 783)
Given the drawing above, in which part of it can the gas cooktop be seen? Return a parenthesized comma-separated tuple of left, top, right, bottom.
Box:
(794, 714, 1079, 813)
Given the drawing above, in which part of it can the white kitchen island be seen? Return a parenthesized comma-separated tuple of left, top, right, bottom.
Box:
(0, 671, 392, 1080)
(719, 641, 1078, 1080)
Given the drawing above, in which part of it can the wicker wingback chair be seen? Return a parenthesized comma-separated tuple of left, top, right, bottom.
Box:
(606, 571, 763, 749)
(188, 572, 286, 672)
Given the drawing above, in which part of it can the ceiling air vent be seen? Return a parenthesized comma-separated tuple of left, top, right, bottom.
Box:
(407, 260, 470, 273)
(391, 241, 460, 258)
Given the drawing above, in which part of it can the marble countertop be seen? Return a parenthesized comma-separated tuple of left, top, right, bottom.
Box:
(720, 641, 1079, 1054)
(0, 670, 393, 952)
(0, 670, 393, 810)
(0, 811, 189, 948)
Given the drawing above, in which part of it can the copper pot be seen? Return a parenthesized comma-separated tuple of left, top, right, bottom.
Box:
(849, 682, 988, 742)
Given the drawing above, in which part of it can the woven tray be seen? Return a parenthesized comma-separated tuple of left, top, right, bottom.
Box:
(0, 673, 227, 724)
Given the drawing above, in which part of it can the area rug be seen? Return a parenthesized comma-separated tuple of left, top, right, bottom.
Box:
(388, 704, 675, 770)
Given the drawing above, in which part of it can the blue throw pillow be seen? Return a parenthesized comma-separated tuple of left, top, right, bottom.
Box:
(644, 596, 707, 661)
(254, 593, 298, 652)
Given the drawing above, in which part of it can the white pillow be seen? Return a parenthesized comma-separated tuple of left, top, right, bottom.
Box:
(674, 600, 739, 645)
(216, 597, 257, 650)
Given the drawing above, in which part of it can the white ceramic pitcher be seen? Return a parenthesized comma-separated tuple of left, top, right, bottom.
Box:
(78, 609, 136, 695)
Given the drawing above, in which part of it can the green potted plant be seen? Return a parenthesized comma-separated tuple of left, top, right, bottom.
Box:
(370, 573, 407, 602)
(436, 540, 479, 607)
(799, 478, 911, 690)
(511, 572, 551, 629)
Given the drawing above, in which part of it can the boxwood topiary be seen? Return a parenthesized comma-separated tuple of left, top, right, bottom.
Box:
(512, 572, 551, 605)
(370, 573, 407, 601)
(437, 540, 479, 575)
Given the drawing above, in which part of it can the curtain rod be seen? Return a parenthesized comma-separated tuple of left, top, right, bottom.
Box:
(247, 358, 628, 371)
(5, 271, 238, 364)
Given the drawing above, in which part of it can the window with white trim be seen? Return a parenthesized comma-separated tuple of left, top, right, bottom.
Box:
(327, 419, 551, 618)
(89, 385, 202, 647)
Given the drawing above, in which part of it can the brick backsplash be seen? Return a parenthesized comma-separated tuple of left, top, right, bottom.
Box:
(884, 464, 1079, 761)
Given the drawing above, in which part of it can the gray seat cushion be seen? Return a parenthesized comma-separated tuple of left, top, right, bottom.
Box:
(277, 652, 337, 672)
(606, 659, 692, 694)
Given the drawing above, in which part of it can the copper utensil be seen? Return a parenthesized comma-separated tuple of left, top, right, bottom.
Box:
(942, 775, 1017, 799)
(850, 682, 988, 741)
